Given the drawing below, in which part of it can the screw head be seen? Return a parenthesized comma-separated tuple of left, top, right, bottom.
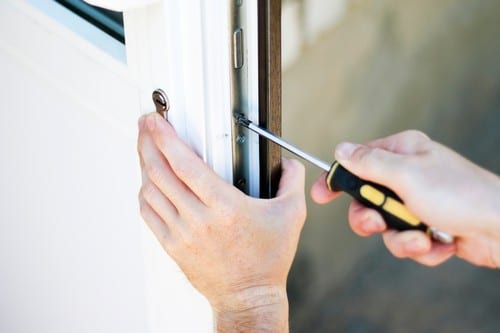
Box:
(236, 178, 247, 190)
(236, 134, 247, 144)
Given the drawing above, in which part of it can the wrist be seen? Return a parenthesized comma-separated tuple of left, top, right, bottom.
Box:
(212, 286, 289, 333)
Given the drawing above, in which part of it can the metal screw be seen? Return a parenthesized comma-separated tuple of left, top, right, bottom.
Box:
(236, 178, 247, 190)
(152, 89, 170, 119)
(236, 134, 246, 144)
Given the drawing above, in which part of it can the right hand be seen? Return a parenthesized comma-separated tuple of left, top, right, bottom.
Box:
(311, 130, 500, 268)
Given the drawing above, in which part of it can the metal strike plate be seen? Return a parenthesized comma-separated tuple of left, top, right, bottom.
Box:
(230, 0, 250, 194)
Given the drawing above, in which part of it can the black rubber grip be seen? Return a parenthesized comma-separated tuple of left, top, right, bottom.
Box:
(326, 162, 428, 233)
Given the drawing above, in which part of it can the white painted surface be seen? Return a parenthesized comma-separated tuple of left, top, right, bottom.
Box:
(0, 36, 147, 333)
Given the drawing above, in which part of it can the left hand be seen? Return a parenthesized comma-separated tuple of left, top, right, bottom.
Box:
(137, 113, 306, 321)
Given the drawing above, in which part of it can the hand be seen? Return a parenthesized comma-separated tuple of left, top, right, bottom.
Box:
(137, 113, 306, 332)
(311, 130, 500, 268)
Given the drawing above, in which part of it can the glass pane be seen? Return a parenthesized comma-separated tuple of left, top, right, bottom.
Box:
(55, 0, 124, 43)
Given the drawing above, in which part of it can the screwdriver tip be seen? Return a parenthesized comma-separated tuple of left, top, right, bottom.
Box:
(235, 113, 251, 127)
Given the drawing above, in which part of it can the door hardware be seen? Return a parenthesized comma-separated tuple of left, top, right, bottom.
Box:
(152, 89, 170, 119)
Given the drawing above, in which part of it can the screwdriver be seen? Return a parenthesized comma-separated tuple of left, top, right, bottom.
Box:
(236, 114, 454, 244)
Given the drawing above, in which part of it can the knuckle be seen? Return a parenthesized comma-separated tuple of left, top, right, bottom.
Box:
(146, 163, 167, 186)
(138, 199, 150, 221)
(353, 147, 383, 170)
(136, 135, 143, 155)
(140, 182, 157, 204)
(189, 221, 212, 240)
(179, 228, 195, 249)
(137, 188, 143, 202)
(355, 146, 379, 165)
(170, 154, 196, 179)
(403, 129, 430, 142)
(206, 190, 241, 222)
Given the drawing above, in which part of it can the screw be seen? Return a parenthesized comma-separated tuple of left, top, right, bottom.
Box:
(236, 178, 247, 190)
(236, 134, 246, 144)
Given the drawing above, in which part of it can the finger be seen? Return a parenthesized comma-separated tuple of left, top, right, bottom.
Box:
(410, 242, 456, 266)
(310, 172, 342, 204)
(365, 130, 431, 155)
(138, 195, 174, 249)
(334, 142, 408, 189)
(137, 115, 147, 168)
(276, 158, 306, 199)
(138, 124, 203, 213)
(382, 230, 432, 258)
(383, 230, 456, 266)
(146, 113, 243, 207)
(348, 200, 386, 237)
(271, 158, 307, 228)
(140, 178, 179, 229)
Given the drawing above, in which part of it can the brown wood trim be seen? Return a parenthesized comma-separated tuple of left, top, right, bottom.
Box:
(258, 0, 282, 198)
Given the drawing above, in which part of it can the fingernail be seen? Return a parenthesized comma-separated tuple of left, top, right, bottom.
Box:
(335, 142, 361, 163)
(146, 114, 156, 131)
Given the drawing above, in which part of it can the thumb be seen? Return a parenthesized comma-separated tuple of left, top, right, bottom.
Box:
(274, 158, 307, 224)
(276, 158, 306, 199)
(334, 142, 407, 189)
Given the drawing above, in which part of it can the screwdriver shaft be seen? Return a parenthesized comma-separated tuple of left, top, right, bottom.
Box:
(236, 115, 331, 172)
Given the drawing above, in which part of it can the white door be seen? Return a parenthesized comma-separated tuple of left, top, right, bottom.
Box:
(0, 0, 253, 331)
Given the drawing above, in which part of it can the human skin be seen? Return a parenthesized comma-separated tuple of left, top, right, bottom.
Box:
(138, 114, 500, 332)
(311, 130, 500, 268)
(137, 113, 307, 332)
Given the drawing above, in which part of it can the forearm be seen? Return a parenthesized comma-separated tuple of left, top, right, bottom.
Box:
(212, 286, 289, 333)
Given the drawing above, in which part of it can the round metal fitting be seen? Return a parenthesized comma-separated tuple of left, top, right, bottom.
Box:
(152, 89, 170, 119)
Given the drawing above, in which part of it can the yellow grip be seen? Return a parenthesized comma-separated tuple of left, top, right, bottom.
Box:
(382, 197, 420, 226)
(360, 184, 420, 226)
(359, 185, 385, 206)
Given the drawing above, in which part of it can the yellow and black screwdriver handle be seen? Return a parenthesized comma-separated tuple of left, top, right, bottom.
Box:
(326, 161, 428, 233)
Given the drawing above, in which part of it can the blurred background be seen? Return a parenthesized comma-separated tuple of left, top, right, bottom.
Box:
(280, 0, 500, 332)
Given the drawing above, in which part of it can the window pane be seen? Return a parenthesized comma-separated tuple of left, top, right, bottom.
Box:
(54, 0, 125, 43)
